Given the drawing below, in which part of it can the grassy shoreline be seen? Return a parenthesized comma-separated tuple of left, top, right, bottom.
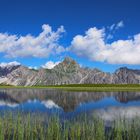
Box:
(0, 84, 140, 91)
(0, 112, 140, 140)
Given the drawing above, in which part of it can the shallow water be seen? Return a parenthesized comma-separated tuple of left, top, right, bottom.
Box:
(0, 88, 140, 121)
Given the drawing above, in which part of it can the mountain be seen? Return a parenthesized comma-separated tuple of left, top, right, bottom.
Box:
(0, 57, 140, 86)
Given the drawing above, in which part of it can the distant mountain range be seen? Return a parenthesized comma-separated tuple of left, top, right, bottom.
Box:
(0, 57, 140, 86)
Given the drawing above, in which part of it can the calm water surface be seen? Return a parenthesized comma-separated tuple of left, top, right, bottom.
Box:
(0, 88, 140, 121)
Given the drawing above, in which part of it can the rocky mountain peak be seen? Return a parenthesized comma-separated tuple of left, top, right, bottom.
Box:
(53, 57, 80, 73)
(115, 67, 129, 74)
(115, 67, 140, 76)
(62, 57, 77, 65)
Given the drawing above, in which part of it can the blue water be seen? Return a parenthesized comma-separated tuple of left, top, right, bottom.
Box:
(0, 89, 140, 119)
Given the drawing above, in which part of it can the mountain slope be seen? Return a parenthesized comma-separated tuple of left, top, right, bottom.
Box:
(113, 67, 140, 84)
(0, 57, 140, 86)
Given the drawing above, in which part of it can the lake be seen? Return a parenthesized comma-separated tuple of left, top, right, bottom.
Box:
(0, 88, 140, 122)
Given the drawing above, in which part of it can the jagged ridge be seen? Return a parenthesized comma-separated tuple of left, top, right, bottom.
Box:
(0, 57, 140, 86)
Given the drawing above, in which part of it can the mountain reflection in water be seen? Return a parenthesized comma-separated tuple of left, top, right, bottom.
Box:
(0, 89, 140, 120)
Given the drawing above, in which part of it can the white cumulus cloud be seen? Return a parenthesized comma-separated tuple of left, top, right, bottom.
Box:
(0, 24, 65, 58)
(42, 61, 60, 69)
(0, 61, 21, 68)
(71, 27, 140, 65)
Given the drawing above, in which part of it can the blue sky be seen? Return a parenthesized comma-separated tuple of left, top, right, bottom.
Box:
(0, 0, 140, 72)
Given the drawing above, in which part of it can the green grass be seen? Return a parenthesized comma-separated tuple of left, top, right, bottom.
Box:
(0, 112, 140, 140)
(0, 84, 140, 92)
